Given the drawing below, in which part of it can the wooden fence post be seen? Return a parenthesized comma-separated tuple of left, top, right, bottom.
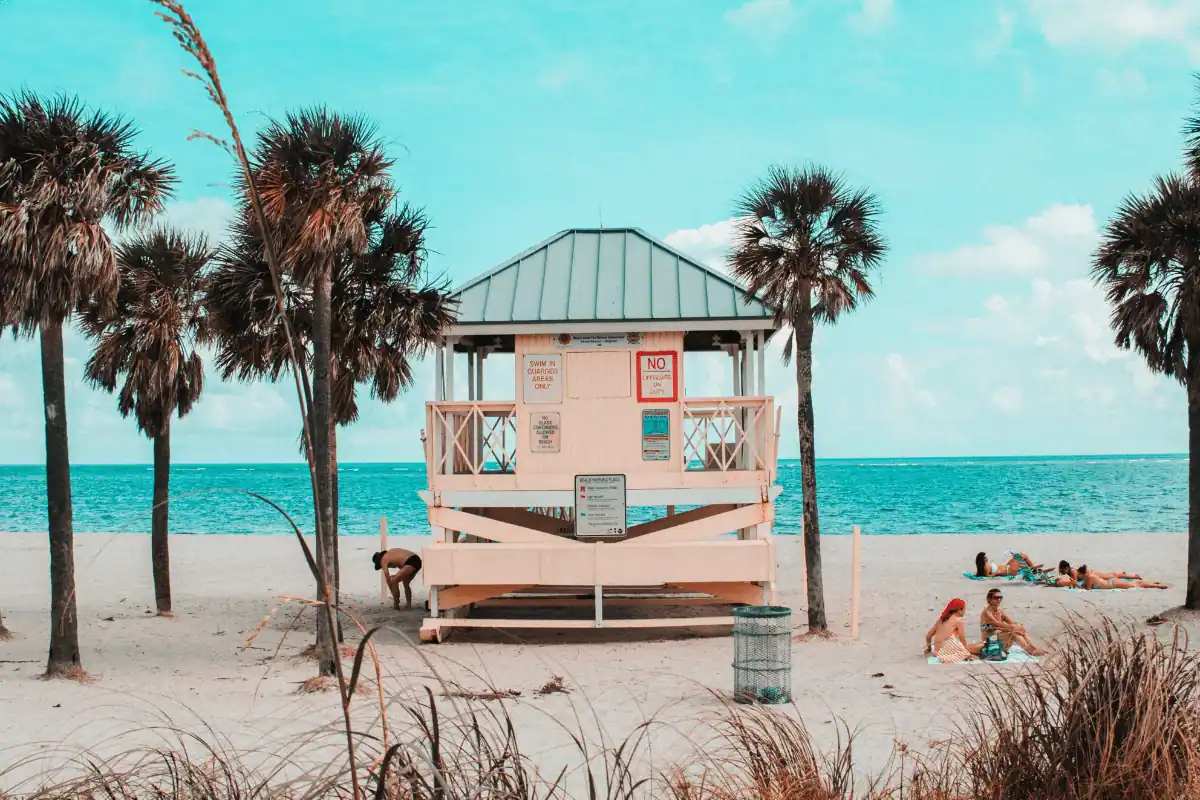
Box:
(850, 524, 862, 639)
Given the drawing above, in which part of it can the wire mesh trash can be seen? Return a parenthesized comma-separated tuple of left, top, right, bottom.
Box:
(732, 606, 792, 704)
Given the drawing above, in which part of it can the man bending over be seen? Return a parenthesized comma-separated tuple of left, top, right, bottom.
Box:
(373, 548, 422, 610)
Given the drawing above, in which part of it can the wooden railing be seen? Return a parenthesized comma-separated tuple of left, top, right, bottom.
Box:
(426, 402, 517, 475)
(682, 397, 774, 472)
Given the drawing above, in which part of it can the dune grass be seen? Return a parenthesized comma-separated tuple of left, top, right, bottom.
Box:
(5, 616, 1200, 799)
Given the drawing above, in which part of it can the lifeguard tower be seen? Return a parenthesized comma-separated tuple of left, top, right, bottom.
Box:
(418, 228, 782, 642)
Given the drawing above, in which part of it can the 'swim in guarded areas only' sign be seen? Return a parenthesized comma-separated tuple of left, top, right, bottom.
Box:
(530, 412, 561, 453)
(641, 409, 670, 461)
(637, 351, 678, 402)
(574, 474, 627, 538)
(522, 353, 563, 403)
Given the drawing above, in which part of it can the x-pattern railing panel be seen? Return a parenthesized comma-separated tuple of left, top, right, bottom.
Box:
(682, 398, 769, 472)
(429, 402, 517, 475)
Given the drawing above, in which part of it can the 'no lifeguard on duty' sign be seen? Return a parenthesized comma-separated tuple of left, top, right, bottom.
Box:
(636, 351, 677, 402)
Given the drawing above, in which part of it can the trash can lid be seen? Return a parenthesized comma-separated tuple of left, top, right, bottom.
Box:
(732, 605, 791, 618)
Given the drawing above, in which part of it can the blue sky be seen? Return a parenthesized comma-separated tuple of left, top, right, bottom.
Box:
(1, 0, 1198, 464)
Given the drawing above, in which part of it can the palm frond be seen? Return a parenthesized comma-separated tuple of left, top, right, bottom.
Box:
(81, 227, 211, 437)
(0, 91, 177, 332)
(1092, 171, 1200, 384)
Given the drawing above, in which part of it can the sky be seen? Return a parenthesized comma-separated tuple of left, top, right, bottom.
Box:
(1, 0, 1198, 464)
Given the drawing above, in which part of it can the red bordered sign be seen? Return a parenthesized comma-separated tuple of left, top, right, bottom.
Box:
(636, 351, 678, 402)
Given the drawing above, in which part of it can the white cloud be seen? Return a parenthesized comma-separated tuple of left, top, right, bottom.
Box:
(664, 218, 739, 272)
(884, 352, 937, 409)
(725, 0, 796, 40)
(913, 203, 1097, 277)
(158, 197, 235, 246)
(1022, 0, 1200, 61)
(848, 0, 893, 34)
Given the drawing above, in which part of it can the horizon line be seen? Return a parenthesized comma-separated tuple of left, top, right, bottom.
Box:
(0, 452, 1187, 468)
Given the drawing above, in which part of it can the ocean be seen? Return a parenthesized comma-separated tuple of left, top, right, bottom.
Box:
(0, 455, 1187, 537)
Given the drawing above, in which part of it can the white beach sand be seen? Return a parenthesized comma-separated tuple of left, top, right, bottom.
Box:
(0, 531, 1192, 789)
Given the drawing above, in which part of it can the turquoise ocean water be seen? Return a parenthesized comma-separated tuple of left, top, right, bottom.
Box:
(0, 455, 1186, 536)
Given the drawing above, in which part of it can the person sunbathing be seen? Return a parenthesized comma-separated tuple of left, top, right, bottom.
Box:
(1057, 560, 1141, 583)
(373, 548, 423, 609)
(974, 551, 1042, 578)
(980, 588, 1048, 655)
(925, 598, 986, 663)
(1077, 564, 1168, 590)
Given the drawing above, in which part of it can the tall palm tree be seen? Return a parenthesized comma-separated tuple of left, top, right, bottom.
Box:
(206, 203, 454, 547)
(1093, 172, 1200, 608)
(218, 108, 407, 675)
(80, 229, 211, 617)
(0, 93, 174, 676)
(729, 165, 886, 632)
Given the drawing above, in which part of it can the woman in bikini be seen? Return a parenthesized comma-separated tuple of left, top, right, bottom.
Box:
(1077, 564, 1168, 590)
(1056, 560, 1141, 585)
(925, 598, 986, 663)
(974, 551, 1042, 578)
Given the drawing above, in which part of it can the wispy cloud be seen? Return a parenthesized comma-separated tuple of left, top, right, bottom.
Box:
(1023, 0, 1200, 62)
(724, 0, 796, 41)
(848, 0, 894, 34)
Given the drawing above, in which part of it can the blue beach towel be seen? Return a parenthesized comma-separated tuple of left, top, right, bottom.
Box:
(927, 645, 1040, 665)
(962, 571, 1017, 581)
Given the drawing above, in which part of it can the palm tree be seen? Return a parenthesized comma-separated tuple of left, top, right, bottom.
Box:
(215, 108, 418, 675)
(0, 93, 174, 676)
(1093, 172, 1200, 608)
(80, 229, 211, 617)
(728, 165, 886, 632)
(206, 204, 453, 549)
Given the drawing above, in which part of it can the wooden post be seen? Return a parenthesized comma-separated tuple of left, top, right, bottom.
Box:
(379, 516, 389, 602)
(850, 524, 862, 639)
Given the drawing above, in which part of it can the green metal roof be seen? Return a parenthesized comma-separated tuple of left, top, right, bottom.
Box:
(450, 228, 774, 326)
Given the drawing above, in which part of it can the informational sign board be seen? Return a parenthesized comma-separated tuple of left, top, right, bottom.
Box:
(574, 474, 627, 538)
(641, 409, 670, 461)
(556, 332, 643, 349)
(522, 354, 563, 403)
(530, 412, 561, 453)
(636, 351, 678, 402)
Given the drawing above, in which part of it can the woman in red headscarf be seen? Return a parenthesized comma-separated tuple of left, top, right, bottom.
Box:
(924, 598, 985, 663)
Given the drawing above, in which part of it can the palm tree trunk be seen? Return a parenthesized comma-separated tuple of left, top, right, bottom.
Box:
(41, 322, 82, 676)
(1187, 388, 1200, 609)
(331, 418, 342, 643)
(794, 308, 827, 632)
(311, 268, 338, 676)
(152, 418, 172, 616)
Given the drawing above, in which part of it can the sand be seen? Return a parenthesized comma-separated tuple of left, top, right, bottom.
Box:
(0, 530, 1192, 790)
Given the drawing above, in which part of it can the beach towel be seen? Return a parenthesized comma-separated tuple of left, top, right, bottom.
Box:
(926, 644, 1040, 665)
(962, 571, 1017, 581)
(1060, 586, 1142, 593)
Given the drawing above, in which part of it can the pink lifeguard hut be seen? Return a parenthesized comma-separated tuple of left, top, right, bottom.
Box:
(418, 228, 781, 642)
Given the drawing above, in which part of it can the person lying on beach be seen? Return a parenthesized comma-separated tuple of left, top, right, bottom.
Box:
(1056, 560, 1141, 585)
(980, 588, 1048, 655)
(373, 548, 423, 609)
(1076, 564, 1168, 591)
(925, 598, 985, 663)
(974, 551, 1042, 578)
